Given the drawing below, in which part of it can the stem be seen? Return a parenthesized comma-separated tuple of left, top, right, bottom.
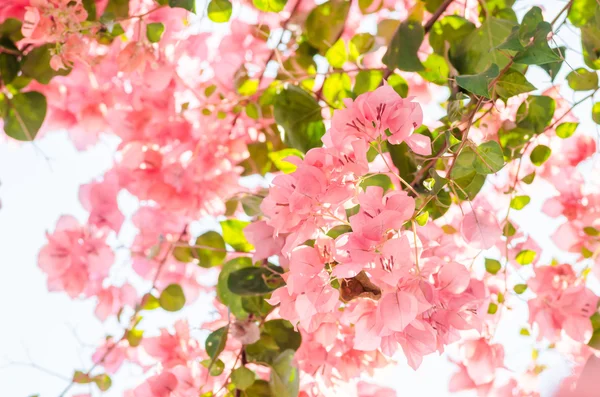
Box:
(550, 0, 574, 26)
(424, 0, 455, 33)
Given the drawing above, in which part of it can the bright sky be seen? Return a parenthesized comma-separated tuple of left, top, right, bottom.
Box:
(0, 1, 597, 396)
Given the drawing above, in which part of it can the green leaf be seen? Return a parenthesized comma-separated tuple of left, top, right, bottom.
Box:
(473, 141, 505, 174)
(221, 220, 254, 252)
(274, 86, 325, 153)
(514, 284, 528, 294)
(354, 70, 383, 95)
(228, 266, 284, 295)
(418, 53, 449, 85)
(582, 24, 600, 69)
(103, 0, 129, 18)
(253, 0, 286, 13)
(327, 225, 352, 238)
(305, 0, 352, 51)
(382, 19, 425, 72)
(0, 18, 24, 42)
(510, 195, 531, 210)
(522, 171, 536, 184)
(242, 295, 274, 317)
(567, 68, 599, 91)
(246, 380, 273, 397)
(388, 141, 417, 184)
(159, 284, 186, 311)
(449, 17, 515, 74)
(93, 374, 112, 391)
(269, 350, 299, 397)
(126, 328, 143, 347)
(495, 70, 536, 100)
(194, 231, 227, 268)
(142, 293, 160, 310)
(349, 33, 375, 58)
(146, 22, 165, 42)
(206, 326, 228, 360)
(232, 367, 255, 391)
(584, 226, 600, 236)
(326, 39, 348, 68)
(556, 122, 579, 139)
(485, 258, 502, 274)
(241, 195, 264, 217)
(246, 320, 302, 365)
(530, 145, 551, 166)
(169, 0, 196, 12)
(3, 92, 47, 141)
(415, 211, 429, 226)
(82, 0, 97, 20)
(516, 95, 555, 133)
(322, 72, 352, 107)
(503, 221, 516, 237)
(21, 44, 70, 84)
(0, 39, 19, 85)
(488, 302, 498, 314)
(518, 6, 543, 44)
(539, 47, 565, 81)
(455, 64, 499, 98)
(429, 15, 476, 55)
(218, 257, 252, 318)
(387, 74, 409, 97)
(594, 102, 600, 124)
(359, 174, 393, 192)
(513, 22, 561, 65)
(515, 249, 536, 265)
(202, 358, 225, 376)
(568, 0, 597, 27)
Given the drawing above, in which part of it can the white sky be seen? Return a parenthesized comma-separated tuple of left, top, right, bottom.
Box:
(0, 1, 597, 396)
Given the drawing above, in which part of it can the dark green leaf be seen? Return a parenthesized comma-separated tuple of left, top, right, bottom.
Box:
(449, 17, 515, 74)
(253, 0, 286, 13)
(518, 6, 543, 44)
(246, 320, 302, 364)
(473, 141, 505, 174)
(218, 257, 252, 318)
(228, 266, 284, 295)
(305, 0, 352, 51)
(274, 85, 325, 153)
(349, 33, 375, 58)
(513, 22, 561, 65)
(3, 91, 47, 141)
(516, 95, 555, 133)
(206, 326, 228, 360)
(146, 22, 165, 42)
(221, 220, 254, 252)
(159, 284, 186, 311)
(82, 0, 97, 20)
(21, 44, 71, 84)
(0, 18, 24, 42)
(455, 64, 499, 98)
(388, 142, 417, 184)
(529, 145, 551, 166)
(567, 68, 599, 91)
(269, 350, 299, 397)
(495, 70, 536, 100)
(556, 122, 579, 138)
(485, 258, 502, 274)
(360, 174, 393, 192)
(539, 47, 565, 81)
(169, 0, 196, 12)
(241, 296, 274, 317)
(382, 19, 425, 72)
